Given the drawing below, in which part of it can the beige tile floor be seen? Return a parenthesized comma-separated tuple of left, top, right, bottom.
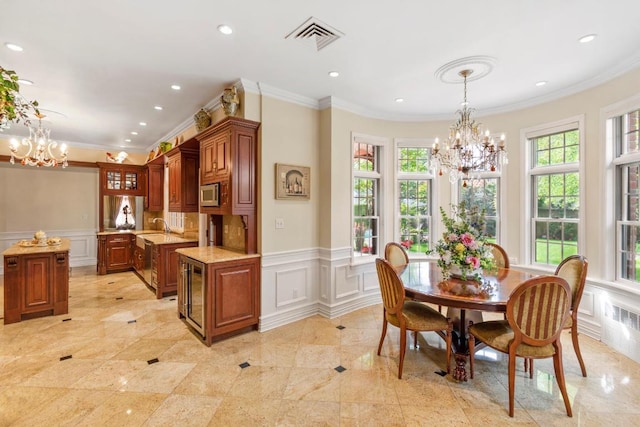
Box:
(1, 266, 639, 426)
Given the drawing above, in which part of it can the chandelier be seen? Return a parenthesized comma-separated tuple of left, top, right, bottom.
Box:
(9, 114, 68, 168)
(430, 69, 507, 186)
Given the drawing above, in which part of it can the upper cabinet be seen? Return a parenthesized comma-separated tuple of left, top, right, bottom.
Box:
(167, 139, 200, 212)
(98, 163, 146, 196)
(146, 158, 165, 212)
(196, 117, 260, 216)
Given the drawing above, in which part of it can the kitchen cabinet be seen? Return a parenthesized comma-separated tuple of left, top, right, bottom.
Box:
(97, 162, 146, 196)
(177, 252, 260, 346)
(97, 233, 134, 275)
(133, 245, 144, 276)
(146, 160, 164, 212)
(167, 143, 199, 212)
(151, 241, 197, 299)
(196, 117, 259, 215)
(3, 240, 70, 324)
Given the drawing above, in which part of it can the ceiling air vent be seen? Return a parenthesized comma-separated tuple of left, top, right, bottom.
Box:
(285, 17, 344, 51)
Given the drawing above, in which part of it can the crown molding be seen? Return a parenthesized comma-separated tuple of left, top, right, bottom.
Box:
(257, 82, 320, 109)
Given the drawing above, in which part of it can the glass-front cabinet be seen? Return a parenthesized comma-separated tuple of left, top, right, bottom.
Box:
(98, 163, 146, 196)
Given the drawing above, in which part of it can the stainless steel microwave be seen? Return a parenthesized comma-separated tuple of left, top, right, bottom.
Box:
(200, 183, 219, 207)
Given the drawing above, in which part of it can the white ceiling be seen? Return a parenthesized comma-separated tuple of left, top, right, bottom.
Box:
(2, 0, 640, 153)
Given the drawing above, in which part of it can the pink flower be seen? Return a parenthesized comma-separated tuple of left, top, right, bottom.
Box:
(460, 232, 475, 247)
(466, 255, 480, 269)
(447, 233, 458, 242)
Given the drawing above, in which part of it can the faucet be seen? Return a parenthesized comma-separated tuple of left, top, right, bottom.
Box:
(153, 218, 171, 234)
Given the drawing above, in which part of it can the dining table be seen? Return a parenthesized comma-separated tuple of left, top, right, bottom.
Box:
(399, 260, 537, 381)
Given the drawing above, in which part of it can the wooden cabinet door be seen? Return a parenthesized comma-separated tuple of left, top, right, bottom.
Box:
(23, 255, 53, 313)
(212, 260, 258, 330)
(167, 154, 181, 211)
(213, 131, 231, 179)
(200, 138, 216, 185)
(106, 236, 131, 270)
(147, 163, 164, 211)
(182, 152, 199, 212)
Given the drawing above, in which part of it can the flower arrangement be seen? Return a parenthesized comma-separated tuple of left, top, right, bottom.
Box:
(430, 201, 496, 281)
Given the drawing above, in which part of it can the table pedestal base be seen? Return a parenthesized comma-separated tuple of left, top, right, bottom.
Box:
(453, 353, 468, 381)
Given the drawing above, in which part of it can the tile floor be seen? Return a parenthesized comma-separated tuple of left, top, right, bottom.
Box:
(1, 266, 639, 426)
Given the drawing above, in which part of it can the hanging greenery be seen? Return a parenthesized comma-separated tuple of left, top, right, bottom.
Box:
(0, 66, 39, 129)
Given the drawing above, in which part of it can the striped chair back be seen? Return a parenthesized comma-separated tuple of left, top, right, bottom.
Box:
(507, 276, 571, 345)
(375, 258, 405, 316)
(384, 242, 409, 268)
(487, 242, 509, 269)
(555, 255, 588, 310)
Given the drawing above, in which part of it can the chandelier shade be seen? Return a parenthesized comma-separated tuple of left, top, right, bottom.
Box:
(9, 114, 68, 168)
(430, 69, 507, 185)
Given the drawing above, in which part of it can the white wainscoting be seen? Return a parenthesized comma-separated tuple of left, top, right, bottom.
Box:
(260, 247, 382, 331)
(0, 229, 98, 275)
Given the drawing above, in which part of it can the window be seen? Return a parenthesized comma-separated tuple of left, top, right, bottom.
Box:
(528, 126, 581, 265)
(614, 108, 640, 282)
(397, 146, 432, 255)
(459, 177, 499, 242)
(353, 141, 381, 257)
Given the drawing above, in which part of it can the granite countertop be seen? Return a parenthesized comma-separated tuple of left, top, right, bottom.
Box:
(141, 234, 198, 245)
(176, 246, 260, 264)
(96, 230, 198, 245)
(3, 238, 71, 256)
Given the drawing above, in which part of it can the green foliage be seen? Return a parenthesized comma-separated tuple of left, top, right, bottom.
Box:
(429, 201, 497, 281)
(0, 66, 39, 126)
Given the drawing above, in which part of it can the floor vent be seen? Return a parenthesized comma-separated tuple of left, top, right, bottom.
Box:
(605, 303, 639, 331)
(286, 17, 344, 51)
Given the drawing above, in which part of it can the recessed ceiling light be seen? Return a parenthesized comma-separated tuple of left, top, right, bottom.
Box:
(579, 34, 597, 43)
(328, 71, 339, 77)
(154, 106, 163, 110)
(171, 84, 181, 90)
(535, 81, 547, 87)
(217, 24, 233, 35)
(17, 79, 33, 85)
(395, 98, 404, 103)
(124, 139, 131, 142)
(139, 122, 147, 126)
(130, 131, 138, 135)
(5, 43, 23, 52)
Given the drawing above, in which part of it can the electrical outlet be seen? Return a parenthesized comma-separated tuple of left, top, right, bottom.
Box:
(275, 218, 284, 229)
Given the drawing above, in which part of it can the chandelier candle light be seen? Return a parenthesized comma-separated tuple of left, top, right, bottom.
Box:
(9, 113, 68, 168)
(430, 69, 507, 186)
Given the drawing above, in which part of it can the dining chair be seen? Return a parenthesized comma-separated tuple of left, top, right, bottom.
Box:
(468, 275, 573, 417)
(525, 255, 589, 377)
(384, 242, 410, 268)
(375, 258, 452, 379)
(487, 242, 510, 269)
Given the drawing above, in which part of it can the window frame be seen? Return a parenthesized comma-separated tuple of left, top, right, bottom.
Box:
(351, 133, 390, 264)
(608, 97, 640, 284)
(394, 138, 437, 259)
(456, 173, 502, 243)
(522, 115, 585, 267)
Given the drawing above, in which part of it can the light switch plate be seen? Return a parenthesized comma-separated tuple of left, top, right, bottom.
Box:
(275, 218, 284, 229)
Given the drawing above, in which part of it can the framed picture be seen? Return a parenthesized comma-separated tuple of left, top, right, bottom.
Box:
(276, 163, 310, 200)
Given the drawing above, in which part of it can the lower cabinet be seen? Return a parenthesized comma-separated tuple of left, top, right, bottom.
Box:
(97, 234, 134, 275)
(178, 255, 260, 346)
(3, 249, 69, 324)
(151, 242, 197, 299)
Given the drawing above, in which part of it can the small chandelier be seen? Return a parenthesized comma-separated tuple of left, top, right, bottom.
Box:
(430, 69, 507, 186)
(9, 114, 68, 168)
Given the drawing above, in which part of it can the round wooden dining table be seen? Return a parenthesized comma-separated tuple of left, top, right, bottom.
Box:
(399, 260, 537, 381)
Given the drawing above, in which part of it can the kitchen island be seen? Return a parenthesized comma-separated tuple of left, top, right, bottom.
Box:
(176, 246, 260, 345)
(3, 238, 70, 324)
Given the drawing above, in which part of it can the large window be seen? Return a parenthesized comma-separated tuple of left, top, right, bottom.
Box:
(614, 108, 640, 282)
(353, 141, 381, 257)
(397, 146, 432, 254)
(459, 177, 499, 242)
(529, 127, 580, 265)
